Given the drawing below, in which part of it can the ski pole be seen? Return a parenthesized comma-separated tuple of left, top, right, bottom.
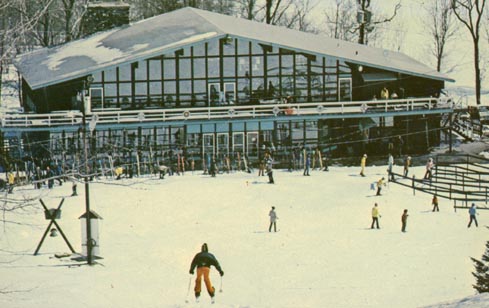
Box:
(185, 274, 192, 303)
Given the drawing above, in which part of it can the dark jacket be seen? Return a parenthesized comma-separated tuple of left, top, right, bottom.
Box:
(189, 244, 223, 275)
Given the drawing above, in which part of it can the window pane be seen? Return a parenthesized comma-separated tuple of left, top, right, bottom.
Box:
(179, 58, 190, 79)
(194, 58, 206, 78)
(92, 72, 102, 83)
(208, 58, 220, 78)
(150, 82, 162, 95)
(120, 83, 131, 96)
(135, 82, 147, 96)
(104, 68, 116, 82)
(149, 59, 162, 80)
(163, 59, 176, 79)
(267, 55, 279, 76)
(223, 57, 235, 77)
(105, 83, 117, 97)
(119, 65, 131, 81)
(252, 56, 263, 75)
(223, 41, 235, 55)
(238, 57, 249, 77)
(135, 61, 147, 81)
(207, 40, 219, 56)
(237, 39, 249, 55)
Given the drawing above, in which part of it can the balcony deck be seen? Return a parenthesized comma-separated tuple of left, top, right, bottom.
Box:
(0, 97, 453, 133)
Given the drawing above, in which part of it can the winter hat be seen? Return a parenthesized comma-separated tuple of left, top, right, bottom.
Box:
(272, 206, 275, 210)
(201, 243, 208, 252)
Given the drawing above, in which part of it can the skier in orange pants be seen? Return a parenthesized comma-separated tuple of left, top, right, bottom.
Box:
(189, 243, 224, 302)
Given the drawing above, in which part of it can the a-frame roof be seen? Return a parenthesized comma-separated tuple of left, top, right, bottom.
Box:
(14, 7, 453, 90)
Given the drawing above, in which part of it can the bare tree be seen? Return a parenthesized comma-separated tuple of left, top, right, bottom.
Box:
(320, 0, 401, 45)
(451, 0, 487, 105)
(424, 0, 458, 72)
(356, 0, 401, 45)
(237, 0, 258, 20)
(322, 0, 357, 41)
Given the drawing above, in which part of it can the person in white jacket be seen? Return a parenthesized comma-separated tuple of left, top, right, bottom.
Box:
(269, 206, 278, 232)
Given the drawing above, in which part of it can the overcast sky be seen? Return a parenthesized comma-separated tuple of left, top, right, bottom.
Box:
(310, 0, 488, 90)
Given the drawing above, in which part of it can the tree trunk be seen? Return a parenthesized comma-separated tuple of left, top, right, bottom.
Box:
(474, 38, 481, 105)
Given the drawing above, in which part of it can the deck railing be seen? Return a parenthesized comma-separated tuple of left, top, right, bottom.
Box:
(0, 97, 451, 128)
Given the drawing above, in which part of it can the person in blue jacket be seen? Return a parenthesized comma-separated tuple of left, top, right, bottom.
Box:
(189, 243, 224, 301)
(468, 203, 478, 228)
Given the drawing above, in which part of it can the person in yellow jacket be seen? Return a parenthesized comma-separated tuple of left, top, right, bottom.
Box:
(376, 177, 385, 196)
(7, 172, 15, 194)
(371, 203, 380, 229)
(360, 154, 367, 177)
(115, 166, 124, 180)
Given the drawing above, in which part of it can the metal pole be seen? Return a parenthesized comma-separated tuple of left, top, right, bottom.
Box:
(82, 79, 93, 265)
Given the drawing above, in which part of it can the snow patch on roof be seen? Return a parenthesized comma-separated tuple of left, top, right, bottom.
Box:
(42, 30, 123, 71)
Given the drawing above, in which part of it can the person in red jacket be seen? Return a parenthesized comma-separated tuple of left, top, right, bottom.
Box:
(189, 243, 224, 302)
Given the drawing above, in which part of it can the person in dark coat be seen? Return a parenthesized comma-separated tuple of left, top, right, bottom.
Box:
(401, 209, 409, 232)
(189, 243, 224, 301)
(432, 195, 439, 212)
(210, 159, 217, 177)
(303, 154, 311, 176)
(468, 203, 478, 228)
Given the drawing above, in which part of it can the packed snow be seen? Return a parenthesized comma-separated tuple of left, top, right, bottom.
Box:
(1, 164, 488, 308)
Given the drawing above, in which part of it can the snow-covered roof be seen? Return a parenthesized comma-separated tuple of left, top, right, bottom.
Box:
(14, 7, 453, 91)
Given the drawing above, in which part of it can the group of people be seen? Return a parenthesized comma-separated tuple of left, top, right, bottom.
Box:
(370, 198, 479, 232)
(371, 203, 409, 232)
(361, 153, 435, 182)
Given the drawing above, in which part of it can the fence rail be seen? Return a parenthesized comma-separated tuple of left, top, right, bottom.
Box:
(391, 154, 489, 209)
(1, 97, 449, 128)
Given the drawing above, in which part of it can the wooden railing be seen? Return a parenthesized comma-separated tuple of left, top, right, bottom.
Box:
(0, 97, 450, 128)
(391, 154, 489, 209)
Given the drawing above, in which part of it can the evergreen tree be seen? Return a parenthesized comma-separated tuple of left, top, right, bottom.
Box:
(471, 232, 489, 293)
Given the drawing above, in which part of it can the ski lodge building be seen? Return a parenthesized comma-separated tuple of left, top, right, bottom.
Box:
(1, 6, 454, 169)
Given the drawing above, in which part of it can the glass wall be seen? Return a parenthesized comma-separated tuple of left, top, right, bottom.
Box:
(88, 38, 351, 110)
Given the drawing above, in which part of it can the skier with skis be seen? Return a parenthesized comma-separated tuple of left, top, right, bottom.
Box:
(189, 243, 224, 303)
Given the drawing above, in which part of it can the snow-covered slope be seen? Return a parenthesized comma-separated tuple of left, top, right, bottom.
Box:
(0, 165, 488, 308)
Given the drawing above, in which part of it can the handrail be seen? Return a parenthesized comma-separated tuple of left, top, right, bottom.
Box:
(0, 97, 449, 128)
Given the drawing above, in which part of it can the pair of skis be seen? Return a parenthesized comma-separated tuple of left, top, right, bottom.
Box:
(185, 275, 223, 304)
